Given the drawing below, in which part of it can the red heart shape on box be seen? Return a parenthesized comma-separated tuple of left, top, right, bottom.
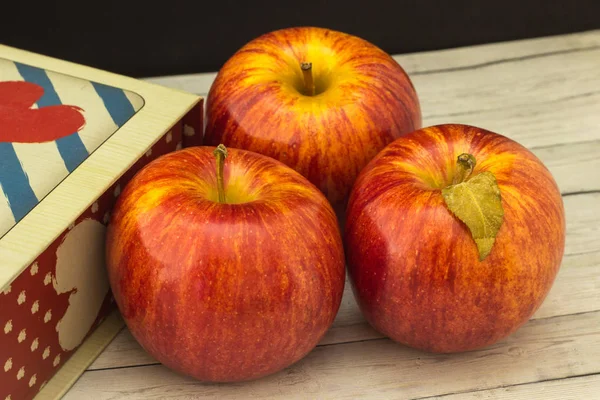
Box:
(0, 81, 85, 143)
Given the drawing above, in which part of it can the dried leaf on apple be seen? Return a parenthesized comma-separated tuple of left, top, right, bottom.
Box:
(442, 171, 504, 261)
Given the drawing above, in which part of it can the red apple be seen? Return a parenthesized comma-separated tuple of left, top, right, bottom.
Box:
(344, 124, 566, 353)
(204, 26, 421, 207)
(105, 145, 345, 382)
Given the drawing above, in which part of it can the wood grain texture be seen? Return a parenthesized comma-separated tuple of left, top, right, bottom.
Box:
(72, 29, 600, 398)
(415, 48, 600, 149)
(530, 140, 600, 195)
(67, 311, 600, 399)
(564, 193, 600, 256)
(432, 374, 600, 400)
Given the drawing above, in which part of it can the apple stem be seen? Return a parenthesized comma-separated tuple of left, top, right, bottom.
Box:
(453, 153, 477, 184)
(301, 62, 315, 96)
(213, 144, 228, 203)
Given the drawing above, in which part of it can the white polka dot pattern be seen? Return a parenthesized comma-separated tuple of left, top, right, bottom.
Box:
(183, 124, 195, 136)
(30, 338, 39, 352)
(4, 320, 12, 334)
(30, 263, 38, 276)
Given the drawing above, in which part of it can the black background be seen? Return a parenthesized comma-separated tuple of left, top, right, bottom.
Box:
(1, 0, 598, 78)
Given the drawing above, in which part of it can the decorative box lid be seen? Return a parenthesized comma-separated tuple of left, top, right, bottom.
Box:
(0, 57, 144, 238)
(0, 45, 201, 289)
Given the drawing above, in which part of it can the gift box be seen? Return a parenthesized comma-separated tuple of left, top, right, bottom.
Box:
(0, 44, 203, 400)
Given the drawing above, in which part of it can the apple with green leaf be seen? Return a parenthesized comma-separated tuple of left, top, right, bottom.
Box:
(204, 26, 421, 208)
(106, 145, 346, 382)
(344, 124, 566, 353)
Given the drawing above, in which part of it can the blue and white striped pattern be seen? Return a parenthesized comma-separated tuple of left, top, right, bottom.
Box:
(0, 58, 144, 237)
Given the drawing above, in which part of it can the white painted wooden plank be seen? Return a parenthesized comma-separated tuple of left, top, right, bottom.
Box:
(395, 29, 600, 75)
(66, 311, 600, 400)
(143, 72, 216, 97)
(429, 374, 600, 400)
(414, 48, 600, 149)
(533, 250, 600, 320)
(530, 140, 600, 195)
(564, 193, 600, 256)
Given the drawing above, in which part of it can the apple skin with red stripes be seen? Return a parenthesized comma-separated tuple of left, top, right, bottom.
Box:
(204, 26, 421, 207)
(344, 124, 566, 353)
(106, 146, 346, 382)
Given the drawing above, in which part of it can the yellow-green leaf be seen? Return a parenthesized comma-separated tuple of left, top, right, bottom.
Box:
(441, 171, 504, 261)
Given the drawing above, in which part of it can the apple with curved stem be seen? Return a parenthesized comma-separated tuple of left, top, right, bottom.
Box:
(344, 124, 566, 353)
(106, 144, 346, 382)
(204, 26, 421, 208)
